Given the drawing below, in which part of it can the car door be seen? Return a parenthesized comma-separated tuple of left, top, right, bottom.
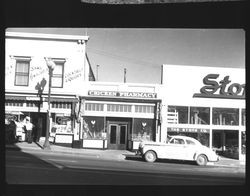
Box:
(184, 139, 199, 160)
(165, 138, 187, 160)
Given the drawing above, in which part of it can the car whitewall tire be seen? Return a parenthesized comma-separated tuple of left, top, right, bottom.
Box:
(144, 151, 157, 163)
(196, 154, 208, 166)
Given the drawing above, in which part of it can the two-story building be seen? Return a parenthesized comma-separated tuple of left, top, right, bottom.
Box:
(5, 31, 94, 145)
(160, 64, 245, 160)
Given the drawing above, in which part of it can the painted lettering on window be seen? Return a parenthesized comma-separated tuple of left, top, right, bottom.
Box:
(193, 74, 245, 99)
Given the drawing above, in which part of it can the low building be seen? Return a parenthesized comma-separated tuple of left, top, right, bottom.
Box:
(74, 82, 161, 150)
(160, 64, 245, 160)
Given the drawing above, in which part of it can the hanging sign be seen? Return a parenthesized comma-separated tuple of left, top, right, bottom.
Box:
(193, 74, 245, 99)
(88, 90, 157, 99)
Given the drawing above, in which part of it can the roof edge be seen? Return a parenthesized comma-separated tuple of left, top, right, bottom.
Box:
(5, 32, 89, 41)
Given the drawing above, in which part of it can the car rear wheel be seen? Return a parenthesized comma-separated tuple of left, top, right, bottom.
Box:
(144, 151, 157, 162)
(196, 154, 207, 166)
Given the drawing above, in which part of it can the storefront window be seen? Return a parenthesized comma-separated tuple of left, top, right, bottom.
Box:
(241, 109, 245, 126)
(167, 106, 188, 124)
(212, 129, 239, 159)
(82, 116, 106, 139)
(167, 128, 209, 147)
(132, 118, 155, 141)
(52, 114, 72, 134)
(190, 107, 210, 125)
(241, 131, 246, 155)
(212, 108, 239, 125)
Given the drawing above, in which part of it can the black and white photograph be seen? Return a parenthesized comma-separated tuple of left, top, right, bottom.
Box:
(4, 28, 245, 186)
(2, 0, 247, 195)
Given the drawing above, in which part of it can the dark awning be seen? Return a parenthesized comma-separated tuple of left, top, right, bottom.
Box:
(5, 95, 26, 100)
(44, 97, 78, 103)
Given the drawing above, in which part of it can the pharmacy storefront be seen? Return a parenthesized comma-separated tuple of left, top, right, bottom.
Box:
(74, 82, 161, 150)
(160, 64, 245, 160)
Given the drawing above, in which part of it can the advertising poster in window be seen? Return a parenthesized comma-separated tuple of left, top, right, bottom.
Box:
(52, 116, 72, 134)
(132, 118, 155, 141)
(82, 116, 105, 139)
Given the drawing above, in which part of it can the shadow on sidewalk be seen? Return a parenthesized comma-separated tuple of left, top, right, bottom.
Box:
(124, 154, 199, 166)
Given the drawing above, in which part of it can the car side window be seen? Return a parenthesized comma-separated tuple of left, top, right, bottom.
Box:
(186, 139, 195, 145)
(170, 138, 185, 144)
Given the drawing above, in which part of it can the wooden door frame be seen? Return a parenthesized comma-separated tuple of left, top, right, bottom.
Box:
(107, 121, 129, 150)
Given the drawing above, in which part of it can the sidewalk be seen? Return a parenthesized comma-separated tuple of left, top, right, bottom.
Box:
(6, 142, 246, 168)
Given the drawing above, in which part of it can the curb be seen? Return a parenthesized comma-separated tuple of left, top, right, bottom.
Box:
(5, 145, 125, 160)
(6, 145, 245, 167)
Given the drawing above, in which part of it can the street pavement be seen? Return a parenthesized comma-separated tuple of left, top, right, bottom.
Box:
(5, 141, 246, 168)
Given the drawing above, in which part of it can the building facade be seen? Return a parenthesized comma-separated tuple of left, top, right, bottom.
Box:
(5, 32, 94, 145)
(74, 82, 161, 150)
(160, 64, 245, 160)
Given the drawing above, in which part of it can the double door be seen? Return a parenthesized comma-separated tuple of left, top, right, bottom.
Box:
(108, 122, 128, 150)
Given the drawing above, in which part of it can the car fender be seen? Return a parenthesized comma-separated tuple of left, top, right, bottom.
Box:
(193, 151, 208, 161)
(142, 146, 159, 157)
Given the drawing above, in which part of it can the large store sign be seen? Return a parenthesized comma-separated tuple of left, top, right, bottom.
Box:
(168, 127, 209, 133)
(193, 74, 245, 99)
(88, 90, 157, 99)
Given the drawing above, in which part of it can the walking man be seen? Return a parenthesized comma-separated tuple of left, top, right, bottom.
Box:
(24, 117, 34, 143)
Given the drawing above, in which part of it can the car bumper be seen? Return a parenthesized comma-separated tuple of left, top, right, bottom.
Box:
(210, 155, 220, 162)
(135, 147, 143, 156)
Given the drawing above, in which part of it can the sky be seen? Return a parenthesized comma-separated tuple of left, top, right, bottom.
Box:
(6, 28, 245, 84)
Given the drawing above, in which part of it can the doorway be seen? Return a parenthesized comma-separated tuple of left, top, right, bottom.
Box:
(108, 122, 128, 150)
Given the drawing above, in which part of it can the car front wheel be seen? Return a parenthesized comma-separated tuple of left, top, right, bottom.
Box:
(196, 154, 207, 166)
(144, 151, 157, 162)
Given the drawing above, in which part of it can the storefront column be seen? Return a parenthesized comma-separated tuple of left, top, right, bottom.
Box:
(209, 129, 212, 149)
(238, 109, 242, 160)
(209, 107, 213, 149)
(222, 131, 226, 151)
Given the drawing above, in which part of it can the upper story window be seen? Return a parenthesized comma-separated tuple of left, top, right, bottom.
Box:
(51, 59, 65, 88)
(14, 57, 31, 86)
(241, 109, 245, 126)
(212, 108, 239, 126)
(167, 106, 188, 124)
(190, 107, 210, 125)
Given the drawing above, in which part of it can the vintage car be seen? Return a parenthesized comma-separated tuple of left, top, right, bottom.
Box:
(136, 135, 220, 166)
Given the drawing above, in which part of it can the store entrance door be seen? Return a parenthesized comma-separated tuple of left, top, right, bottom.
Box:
(108, 123, 127, 150)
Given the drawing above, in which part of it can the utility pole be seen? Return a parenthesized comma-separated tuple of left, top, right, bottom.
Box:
(96, 64, 100, 81)
(124, 68, 127, 83)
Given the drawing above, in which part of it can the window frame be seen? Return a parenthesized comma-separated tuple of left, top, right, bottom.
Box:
(14, 57, 31, 86)
(51, 59, 65, 88)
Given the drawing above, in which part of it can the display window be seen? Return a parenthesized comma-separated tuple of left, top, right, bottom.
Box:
(51, 114, 72, 134)
(82, 116, 106, 139)
(132, 118, 155, 141)
(212, 129, 239, 159)
(212, 108, 239, 126)
(190, 107, 210, 125)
